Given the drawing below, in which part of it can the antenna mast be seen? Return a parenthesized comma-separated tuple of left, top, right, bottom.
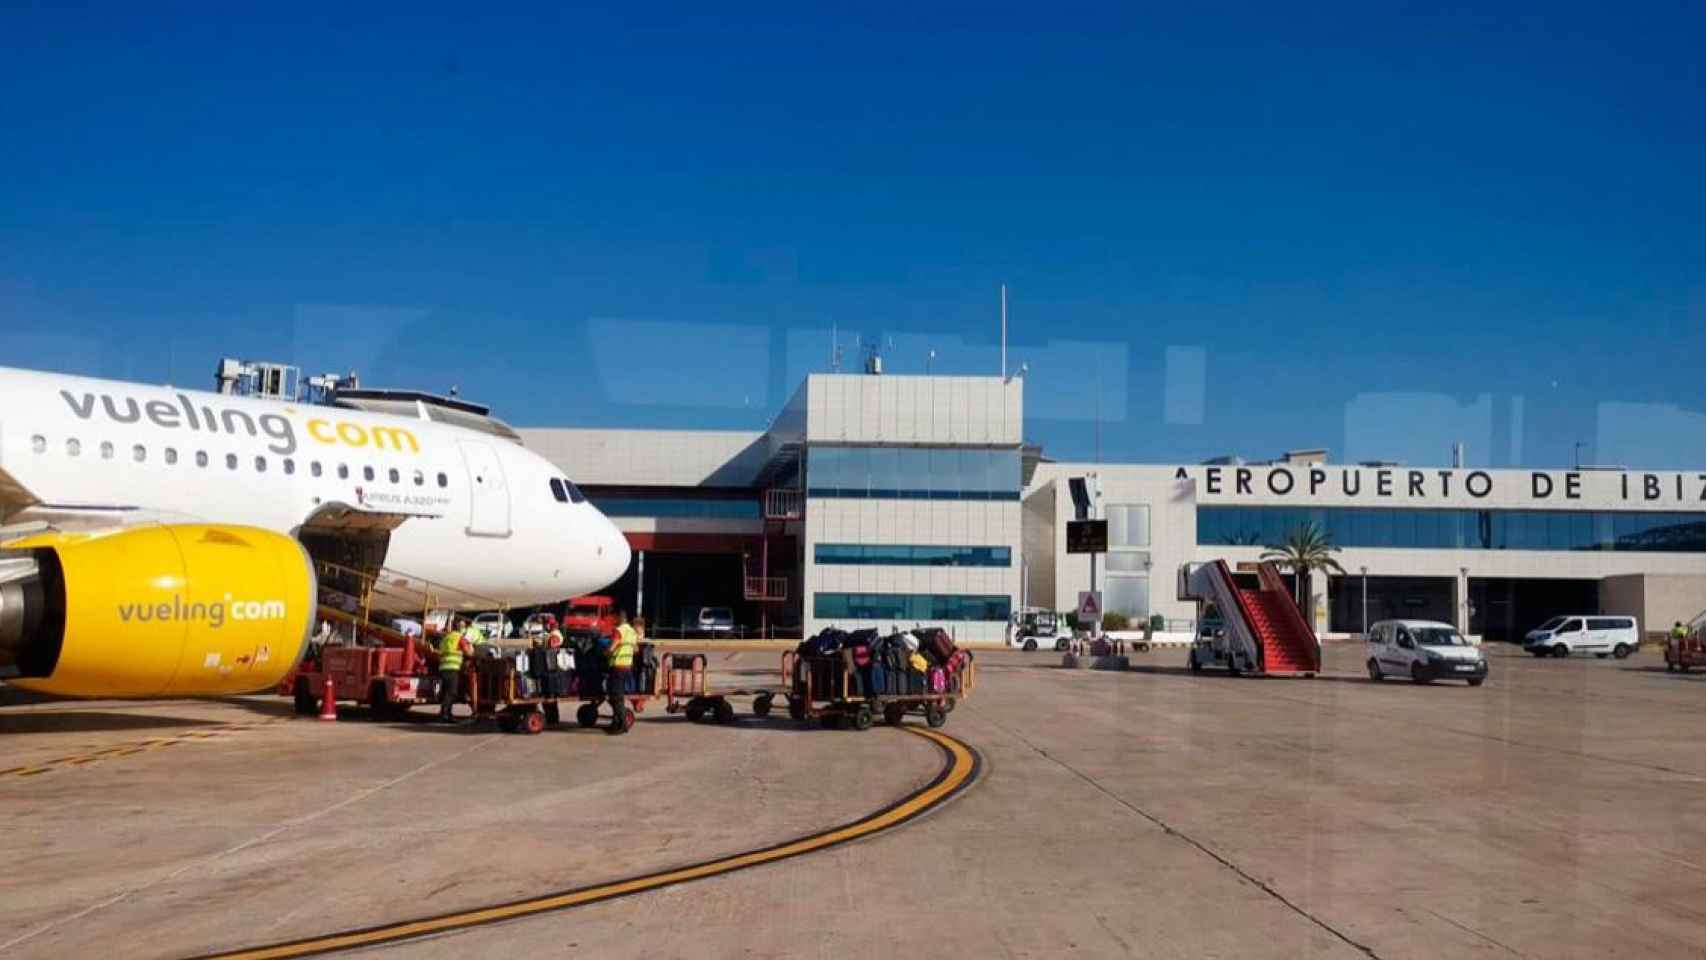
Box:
(1000, 284, 1008, 379)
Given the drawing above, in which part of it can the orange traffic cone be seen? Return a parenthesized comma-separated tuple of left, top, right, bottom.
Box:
(318, 675, 338, 722)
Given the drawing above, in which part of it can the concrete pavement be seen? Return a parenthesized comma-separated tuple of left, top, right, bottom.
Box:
(2, 644, 1703, 958)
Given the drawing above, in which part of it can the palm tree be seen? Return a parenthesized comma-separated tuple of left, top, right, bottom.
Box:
(1260, 523, 1346, 610)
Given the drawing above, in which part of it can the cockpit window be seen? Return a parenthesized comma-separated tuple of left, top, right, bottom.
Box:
(563, 478, 586, 503)
(549, 477, 568, 503)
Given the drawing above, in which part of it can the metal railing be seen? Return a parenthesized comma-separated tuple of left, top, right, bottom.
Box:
(313, 559, 508, 639)
(743, 575, 788, 602)
(763, 488, 804, 521)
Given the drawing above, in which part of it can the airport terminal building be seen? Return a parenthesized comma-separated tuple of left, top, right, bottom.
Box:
(524, 372, 1706, 644)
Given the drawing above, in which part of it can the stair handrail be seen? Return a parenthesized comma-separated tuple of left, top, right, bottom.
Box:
(1687, 606, 1706, 633)
(312, 559, 509, 631)
(1208, 560, 1266, 670)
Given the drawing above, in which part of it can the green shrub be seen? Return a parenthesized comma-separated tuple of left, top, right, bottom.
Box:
(1102, 612, 1130, 632)
(1150, 613, 1166, 632)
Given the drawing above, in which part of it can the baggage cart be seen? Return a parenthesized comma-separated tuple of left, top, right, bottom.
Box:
(664, 652, 798, 723)
(568, 645, 664, 731)
(466, 649, 663, 734)
(790, 651, 975, 731)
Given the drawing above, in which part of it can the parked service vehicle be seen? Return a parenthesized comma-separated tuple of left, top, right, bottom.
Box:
(697, 606, 736, 637)
(1523, 615, 1639, 659)
(472, 612, 515, 642)
(1366, 619, 1488, 686)
(1666, 627, 1706, 672)
(561, 595, 618, 638)
(1008, 607, 1071, 651)
(1187, 615, 1244, 673)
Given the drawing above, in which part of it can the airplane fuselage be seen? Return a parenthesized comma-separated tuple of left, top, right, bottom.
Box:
(0, 366, 630, 608)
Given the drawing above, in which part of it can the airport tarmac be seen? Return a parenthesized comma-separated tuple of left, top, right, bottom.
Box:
(3, 644, 1704, 959)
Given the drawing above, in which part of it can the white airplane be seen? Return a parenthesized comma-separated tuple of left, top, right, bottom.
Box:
(0, 364, 631, 698)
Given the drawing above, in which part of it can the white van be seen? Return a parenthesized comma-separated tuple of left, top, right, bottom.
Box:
(1523, 616, 1639, 659)
(1366, 619, 1488, 686)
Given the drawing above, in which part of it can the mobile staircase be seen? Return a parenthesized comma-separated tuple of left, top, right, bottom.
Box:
(1182, 560, 1320, 677)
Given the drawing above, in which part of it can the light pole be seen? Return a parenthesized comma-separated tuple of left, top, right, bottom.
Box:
(1359, 565, 1368, 638)
(926, 349, 936, 375)
(1460, 566, 1470, 632)
(1574, 441, 1585, 469)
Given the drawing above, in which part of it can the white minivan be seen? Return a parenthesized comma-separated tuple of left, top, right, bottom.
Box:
(1366, 619, 1488, 686)
(1523, 615, 1639, 659)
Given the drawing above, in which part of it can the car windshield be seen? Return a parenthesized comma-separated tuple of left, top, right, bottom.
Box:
(702, 608, 733, 621)
(1414, 628, 1467, 647)
(1534, 617, 1566, 631)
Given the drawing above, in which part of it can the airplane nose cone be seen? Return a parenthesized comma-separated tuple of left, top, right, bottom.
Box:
(599, 521, 632, 588)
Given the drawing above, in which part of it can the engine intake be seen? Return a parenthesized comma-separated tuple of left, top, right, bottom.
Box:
(0, 525, 315, 698)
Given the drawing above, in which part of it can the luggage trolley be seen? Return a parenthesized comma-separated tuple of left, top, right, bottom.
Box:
(665, 651, 798, 723)
(467, 648, 663, 734)
(791, 651, 976, 731)
(569, 652, 664, 732)
(467, 653, 567, 734)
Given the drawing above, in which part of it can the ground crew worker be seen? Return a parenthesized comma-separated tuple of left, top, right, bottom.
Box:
(1673, 621, 1689, 645)
(544, 615, 564, 650)
(604, 611, 638, 733)
(438, 618, 473, 724)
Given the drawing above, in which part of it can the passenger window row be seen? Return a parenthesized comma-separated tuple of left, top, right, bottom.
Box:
(28, 434, 451, 488)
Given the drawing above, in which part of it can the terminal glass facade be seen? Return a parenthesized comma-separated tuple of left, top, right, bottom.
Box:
(1104, 503, 1153, 618)
(814, 544, 1012, 567)
(806, 446, 1021, 500)
(588, 497, 760, 519)
(813, 592, 1013, 622)
(1198, 506, 1706, 552)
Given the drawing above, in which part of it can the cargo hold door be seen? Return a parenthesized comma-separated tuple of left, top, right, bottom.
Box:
(457, 439, 512, 537)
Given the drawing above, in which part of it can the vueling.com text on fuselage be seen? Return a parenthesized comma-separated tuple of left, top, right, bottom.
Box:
(60, 389, 420, 457)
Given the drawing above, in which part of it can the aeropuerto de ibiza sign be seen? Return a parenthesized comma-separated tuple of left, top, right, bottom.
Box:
(1173, 465, 1706, 511)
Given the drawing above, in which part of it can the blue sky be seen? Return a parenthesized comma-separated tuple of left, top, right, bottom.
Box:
(3, 2, 1703, 468)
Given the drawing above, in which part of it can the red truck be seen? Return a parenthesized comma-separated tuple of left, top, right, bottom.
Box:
(561, 595, 618, 639)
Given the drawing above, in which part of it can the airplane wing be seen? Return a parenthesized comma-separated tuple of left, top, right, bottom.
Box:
(0, 462, 41, 521)
(0, 462, 200, 540)
(0, 464, 199, 540)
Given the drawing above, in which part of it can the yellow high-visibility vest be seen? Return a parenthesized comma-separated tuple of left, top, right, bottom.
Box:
(439, 631, 465, 672)
(611, 624, 638, 669)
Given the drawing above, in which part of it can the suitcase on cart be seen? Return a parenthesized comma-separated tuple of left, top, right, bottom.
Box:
(919, 628, 957, 667)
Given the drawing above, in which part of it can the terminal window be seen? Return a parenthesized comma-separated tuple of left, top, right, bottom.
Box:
(806, 446, 1021, 501)
(589, 497, 760, 519)
(815, 544, 1012, 567)
(813, 592, 1013, 622)
(1199, 506, 1706, 552)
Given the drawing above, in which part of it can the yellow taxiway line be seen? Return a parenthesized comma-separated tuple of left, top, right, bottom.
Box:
(187, 726, 980, 960)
